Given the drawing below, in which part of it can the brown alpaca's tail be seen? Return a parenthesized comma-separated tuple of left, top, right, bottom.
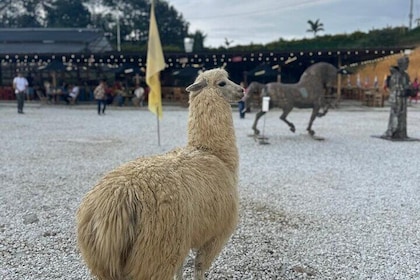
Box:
(76, 189, 140, 279)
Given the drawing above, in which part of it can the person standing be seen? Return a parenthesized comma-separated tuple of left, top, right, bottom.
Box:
(238, 82, 246, 119)
(113, 80, 126, 106)
(238, 97, 246, 119)
(409, 77, 419, 104)
(26, 72, 34, 101)
(94, 79, 107, 115)
(13, 71, 28, 114)
(63, 83, 80, 104)
(132, 83, 145, 107)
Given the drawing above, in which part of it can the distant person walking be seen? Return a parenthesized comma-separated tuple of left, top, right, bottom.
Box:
(94, 79, 107, 115)
(13, 71, 28, 114)
(26, 72, 35, 101)
(132, 83, 146, 107)
(238, 82, 246, 119)
(409, 77, 419, 103)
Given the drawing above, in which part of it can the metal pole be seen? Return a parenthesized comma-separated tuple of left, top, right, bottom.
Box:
(409, 0, 413, 30)
(116, 13, 121, 52)
(156, 105, 161, 146)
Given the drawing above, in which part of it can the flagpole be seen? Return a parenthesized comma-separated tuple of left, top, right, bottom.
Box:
(146, 0, 165, 146)
(156, 105, 161, 146)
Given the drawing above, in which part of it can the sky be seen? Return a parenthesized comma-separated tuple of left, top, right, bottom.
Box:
(166, 0, 417, 48)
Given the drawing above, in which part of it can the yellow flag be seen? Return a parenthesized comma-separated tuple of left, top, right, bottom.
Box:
(146, 1, 165, 119)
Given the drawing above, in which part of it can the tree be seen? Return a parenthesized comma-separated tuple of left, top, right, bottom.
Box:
(0, 0, 89, 28)
(192, 30, 206, 52)
(306, 19, 324, 37)
(224, 37, 234, 48)
(45, 0, 91, 28)
(155, 0, 189, 48)
(96, 0, 189, 50)
(0, 0, 48, 27)
(0, 0, 190, 50)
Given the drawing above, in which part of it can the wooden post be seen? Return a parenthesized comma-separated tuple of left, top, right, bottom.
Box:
(51, 71, 57, 88)
(337, 55, 342, 102)
(135, 73, 140, 87)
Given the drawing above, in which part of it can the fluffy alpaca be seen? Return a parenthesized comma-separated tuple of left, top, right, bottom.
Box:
(76, 68, 244, 280)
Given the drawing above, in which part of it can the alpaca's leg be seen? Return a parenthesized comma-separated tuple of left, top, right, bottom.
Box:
(279, 107, 295, 133)
(251, 111, 266, 135)
(194, 238, 226, 280)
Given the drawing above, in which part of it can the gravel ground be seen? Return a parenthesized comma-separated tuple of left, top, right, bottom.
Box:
(1, 101, 420, 280)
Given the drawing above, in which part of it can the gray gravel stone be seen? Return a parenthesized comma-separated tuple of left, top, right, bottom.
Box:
(1, 102, 419, 279)
(22, 213, 39, 225)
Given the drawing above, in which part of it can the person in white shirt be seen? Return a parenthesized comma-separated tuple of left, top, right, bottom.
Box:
(132, 85, 145, 107)
(64, 84, 80, 104)
(13, 71, 29, 114)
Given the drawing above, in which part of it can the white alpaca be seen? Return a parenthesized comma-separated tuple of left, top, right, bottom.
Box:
(76, 68, 244, 280)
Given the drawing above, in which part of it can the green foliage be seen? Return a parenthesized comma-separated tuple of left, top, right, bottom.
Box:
(0, 0, 189, 50)
(399, 26, 420, 45)
(99, 0, 188, 50)
(228, 26, 416, 52)
(0, 0, 48, 27)
(1, 1, 419, 53)
(192, 30, 207, 52)
(45, 0, 91, 28)
(155, 0, 189, 48)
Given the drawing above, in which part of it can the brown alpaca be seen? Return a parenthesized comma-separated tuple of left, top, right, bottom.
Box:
(76, 68, 244, 280)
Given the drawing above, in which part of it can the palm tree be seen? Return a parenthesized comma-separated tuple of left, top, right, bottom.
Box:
(306, 19, 324, 37)
(224, 37, 234, 48)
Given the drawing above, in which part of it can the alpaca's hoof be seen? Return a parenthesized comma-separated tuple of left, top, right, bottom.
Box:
(290, 127, 296, 133)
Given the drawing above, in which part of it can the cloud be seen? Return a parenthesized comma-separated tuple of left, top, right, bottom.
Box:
(168, 0, 412, 47)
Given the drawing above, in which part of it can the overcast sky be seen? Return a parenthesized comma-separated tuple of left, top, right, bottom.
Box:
(166, 0, 416, 48)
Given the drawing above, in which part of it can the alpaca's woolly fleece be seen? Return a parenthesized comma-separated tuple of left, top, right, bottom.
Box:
(76, 68, 244, 280)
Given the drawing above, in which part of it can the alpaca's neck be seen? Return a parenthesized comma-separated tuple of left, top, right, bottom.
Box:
(187, 92, 239, 173)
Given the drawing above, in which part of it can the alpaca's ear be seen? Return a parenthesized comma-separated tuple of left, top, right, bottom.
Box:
(186, 79, 207, 92)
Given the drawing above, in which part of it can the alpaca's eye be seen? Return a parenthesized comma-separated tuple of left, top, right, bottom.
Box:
(218, 81, 226, 87)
